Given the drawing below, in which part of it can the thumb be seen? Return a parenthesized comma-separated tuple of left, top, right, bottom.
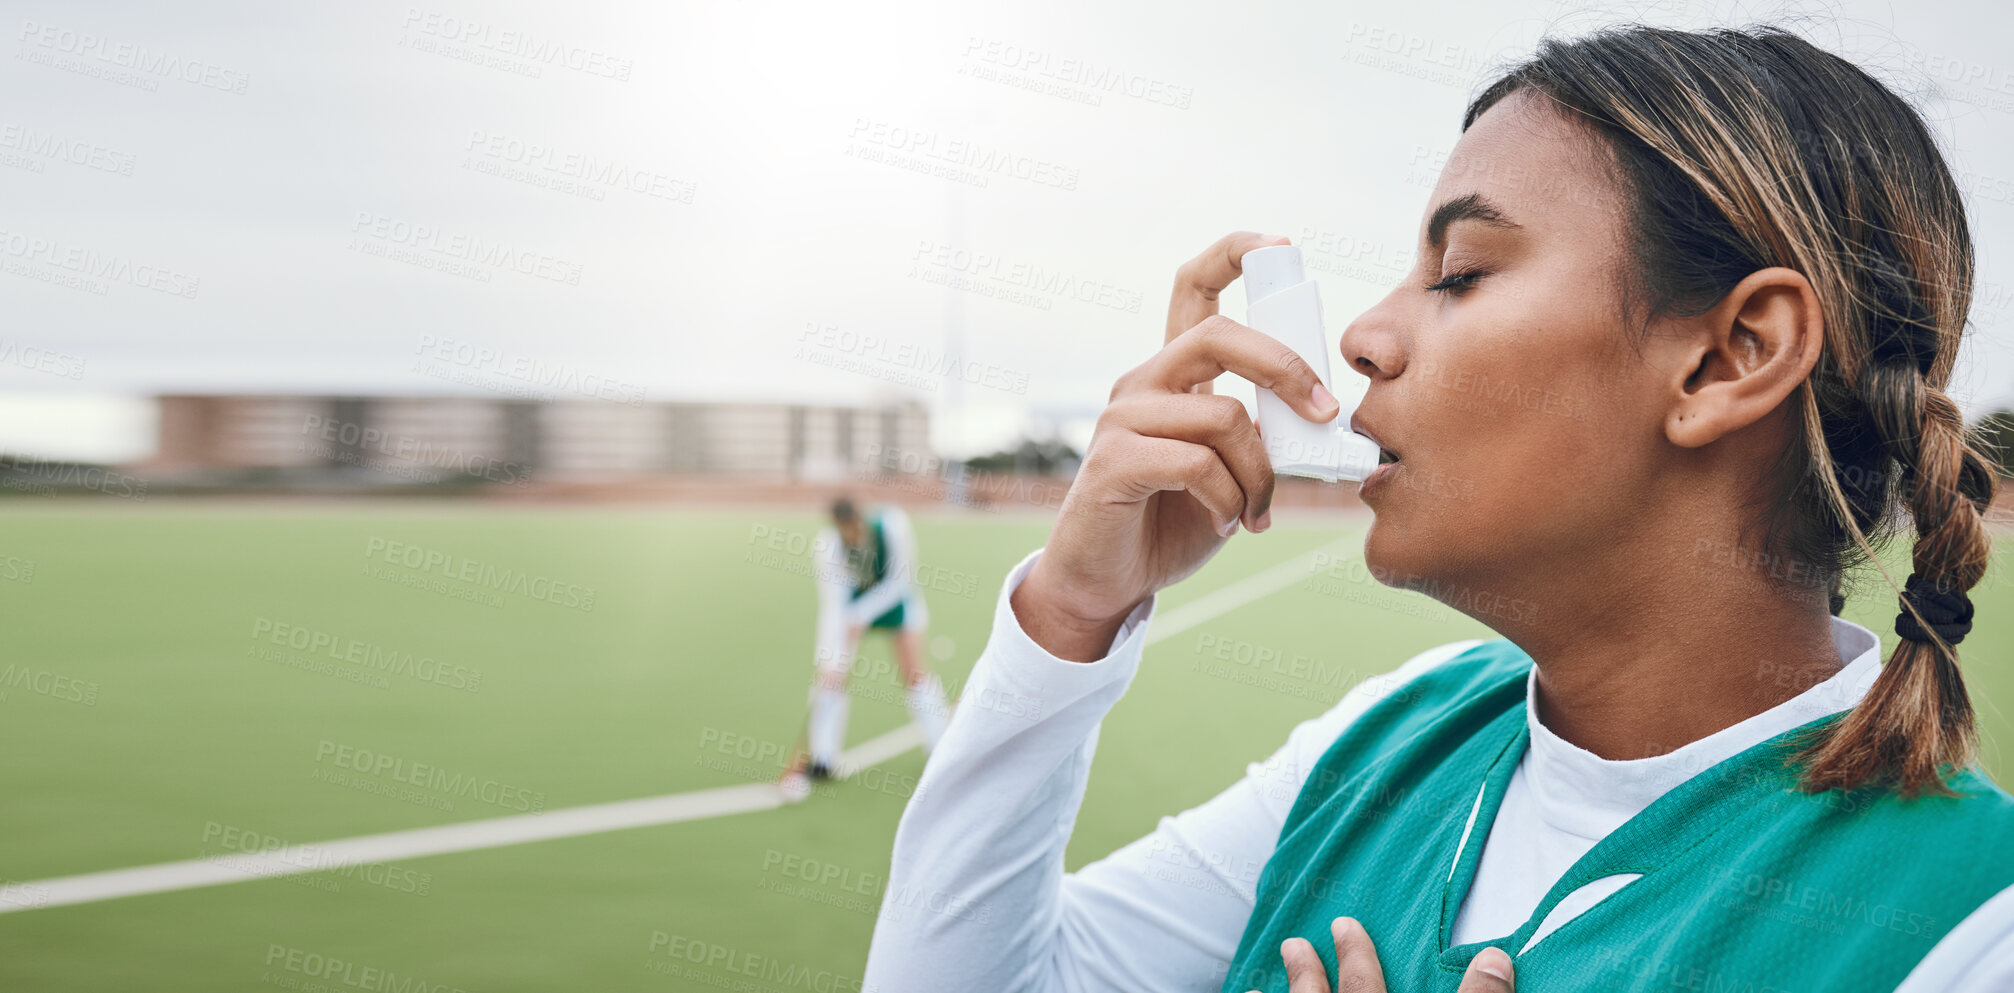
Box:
(1456, 947, 1514, 992)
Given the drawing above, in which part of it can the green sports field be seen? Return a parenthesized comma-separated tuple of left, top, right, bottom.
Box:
(0, 502, 2008, 991)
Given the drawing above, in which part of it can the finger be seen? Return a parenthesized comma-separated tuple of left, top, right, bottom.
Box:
(1102, 435, 1247, 536)
(1103, 393, 1275, 529)
(1456, 947, 1514, 993)
(1148, 315, 1339, 423)
(1167, 231, 1293, 346)
(1281, 936, 1332, 993)
(1331, 917, 1388, 993)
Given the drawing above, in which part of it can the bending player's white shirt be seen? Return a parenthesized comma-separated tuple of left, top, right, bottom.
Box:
(861, 547, 2014, 993)
(813, 527, 853, 669)
(814, 507, 927, 652)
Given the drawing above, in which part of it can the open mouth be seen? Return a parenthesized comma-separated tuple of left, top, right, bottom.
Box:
(1349, 415, 1398, 469)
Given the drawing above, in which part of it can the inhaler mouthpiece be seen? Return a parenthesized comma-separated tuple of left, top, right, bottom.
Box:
(1243, 245, 1381, 483)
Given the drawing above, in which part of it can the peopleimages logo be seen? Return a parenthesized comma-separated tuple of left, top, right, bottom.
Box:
(959, 37, 1195, 109)
(846, 119, 1080, 191)
(314, 741, 546, 812)
(462, 130, 694, 203)
(400, 8, 634, 81)
(16, 20, 251, 94)
(203, 822, 433, 896)
(350, 212, 583, 286)
(0, 228, 199, 298)
(411, 334, 643, 404)
(250, 618, 482, 692)
(362, 536, 597, 611)
(262, 944, 466, 993)
(301, 414, 530, 486)
(0, 123, 137, 176)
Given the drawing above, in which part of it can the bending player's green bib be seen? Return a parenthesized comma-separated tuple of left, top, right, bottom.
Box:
(845, 514, 889, 595)
(1220, 641, 2014, 993)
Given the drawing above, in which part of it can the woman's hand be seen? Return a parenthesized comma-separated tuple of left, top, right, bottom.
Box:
(1268, 917, 1514, 993)
(1012, 232, 1340, 661)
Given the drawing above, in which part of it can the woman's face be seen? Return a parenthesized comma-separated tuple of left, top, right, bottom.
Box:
(1341, 89, 1671, 612)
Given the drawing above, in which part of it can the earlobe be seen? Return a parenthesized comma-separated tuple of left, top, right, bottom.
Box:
(1664, 267, 1824, 449)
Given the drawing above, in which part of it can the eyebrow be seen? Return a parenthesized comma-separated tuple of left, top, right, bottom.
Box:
(1426, 192, 1522, 249)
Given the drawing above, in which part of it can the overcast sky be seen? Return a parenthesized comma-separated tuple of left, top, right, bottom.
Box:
(4, 0, 2012, 460)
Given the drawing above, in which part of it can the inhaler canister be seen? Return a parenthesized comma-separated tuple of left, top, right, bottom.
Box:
(1243, 245, 1382, 483)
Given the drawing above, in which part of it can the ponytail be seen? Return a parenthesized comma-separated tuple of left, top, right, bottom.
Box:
(1797, 379, 1998, 797)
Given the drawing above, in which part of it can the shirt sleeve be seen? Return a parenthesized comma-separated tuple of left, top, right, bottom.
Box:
(861, 545, 1479, 993)
(1894, 881, 2014, 992)
(848, 508, 916, 626)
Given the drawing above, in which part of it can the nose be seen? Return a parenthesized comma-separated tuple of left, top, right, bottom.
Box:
(1339, 295, 1407, 381)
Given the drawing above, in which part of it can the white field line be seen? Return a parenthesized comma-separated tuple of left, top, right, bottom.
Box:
(1144, 536, 1357, 645)
(837, 722, 924, 776)
(1, 535, 1357, 914)
(0, 783, 785, 914)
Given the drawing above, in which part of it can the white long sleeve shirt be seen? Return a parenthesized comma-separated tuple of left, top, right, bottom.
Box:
(861, 547, 2014, 992)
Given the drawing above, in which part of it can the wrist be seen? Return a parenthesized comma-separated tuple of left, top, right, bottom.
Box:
(1011, 558, 1138, 663)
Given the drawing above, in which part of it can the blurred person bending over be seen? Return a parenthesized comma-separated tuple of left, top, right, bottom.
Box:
(798, 497, 950, 781)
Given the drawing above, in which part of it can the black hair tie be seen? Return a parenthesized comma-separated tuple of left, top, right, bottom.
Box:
(1895, 573, 1974, 646)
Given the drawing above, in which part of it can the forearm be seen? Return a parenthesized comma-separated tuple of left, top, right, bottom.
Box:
(848, 576, 906, 625)
(863, 549, 1154, 992)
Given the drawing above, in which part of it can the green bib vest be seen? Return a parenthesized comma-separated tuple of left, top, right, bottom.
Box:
(845, 514, 906, 629)
(1221, 640, 2014, 993)
(845, 514, 889, 595)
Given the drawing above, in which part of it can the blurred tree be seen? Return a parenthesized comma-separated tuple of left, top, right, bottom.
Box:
(966, 439, 1081, 475)
(1977, 409, 2014, 478)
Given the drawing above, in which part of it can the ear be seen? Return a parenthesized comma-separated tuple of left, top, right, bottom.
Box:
(1663, 267, 1825, 449)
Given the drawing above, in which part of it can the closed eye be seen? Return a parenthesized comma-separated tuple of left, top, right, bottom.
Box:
(1425, 269, 1488, 294)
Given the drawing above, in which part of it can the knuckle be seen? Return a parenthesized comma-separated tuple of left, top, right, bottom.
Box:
(1179, 444, 1218, 482)
(1195, 313, 1239, 339)
(1073, 444, 1119, 487)
(1210, 395, 1250, 436)
(1096, 393, 1134, 426)
(1109, 365, 1146, 402)
(1253, 468, 1277, 505)
(1276, 347, 1312, 384)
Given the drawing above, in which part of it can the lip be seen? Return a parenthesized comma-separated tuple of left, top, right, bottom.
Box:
(1349, 412, 1400, 498)
(1360, 460, 1399, 496)
(1349, 413, 1399, 464)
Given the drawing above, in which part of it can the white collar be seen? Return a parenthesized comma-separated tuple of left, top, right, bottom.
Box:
(1518, 615, 1885, 839)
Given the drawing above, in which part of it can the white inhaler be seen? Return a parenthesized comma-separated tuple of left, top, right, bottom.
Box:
(1243, 244, 1382, 483)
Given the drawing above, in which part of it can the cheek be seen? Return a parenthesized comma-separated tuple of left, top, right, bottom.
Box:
(1366, 334, 1647, 571)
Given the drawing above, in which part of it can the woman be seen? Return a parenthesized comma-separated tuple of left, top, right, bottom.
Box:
(793, 497, 949, 783)
(861, 25, 2010, 993)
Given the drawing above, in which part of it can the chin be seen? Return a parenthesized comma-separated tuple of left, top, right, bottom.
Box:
(1361, 507, 1450, 596)
(1359, 515, 1411, 589)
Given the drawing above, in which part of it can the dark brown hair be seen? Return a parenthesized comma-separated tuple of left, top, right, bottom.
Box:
(1465, 25, 1999, 797)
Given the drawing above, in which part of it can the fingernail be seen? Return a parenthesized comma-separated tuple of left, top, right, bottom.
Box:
(1219, 517, 1238, 537)
(1256, 510, 1272, 532)
(1312, 382, 1339, 414)
(1261, 233, 1288, 244)
(1476, 948, 1512, 980)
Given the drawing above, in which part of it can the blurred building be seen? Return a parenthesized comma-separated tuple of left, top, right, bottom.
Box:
(150, 395, 931, 485)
